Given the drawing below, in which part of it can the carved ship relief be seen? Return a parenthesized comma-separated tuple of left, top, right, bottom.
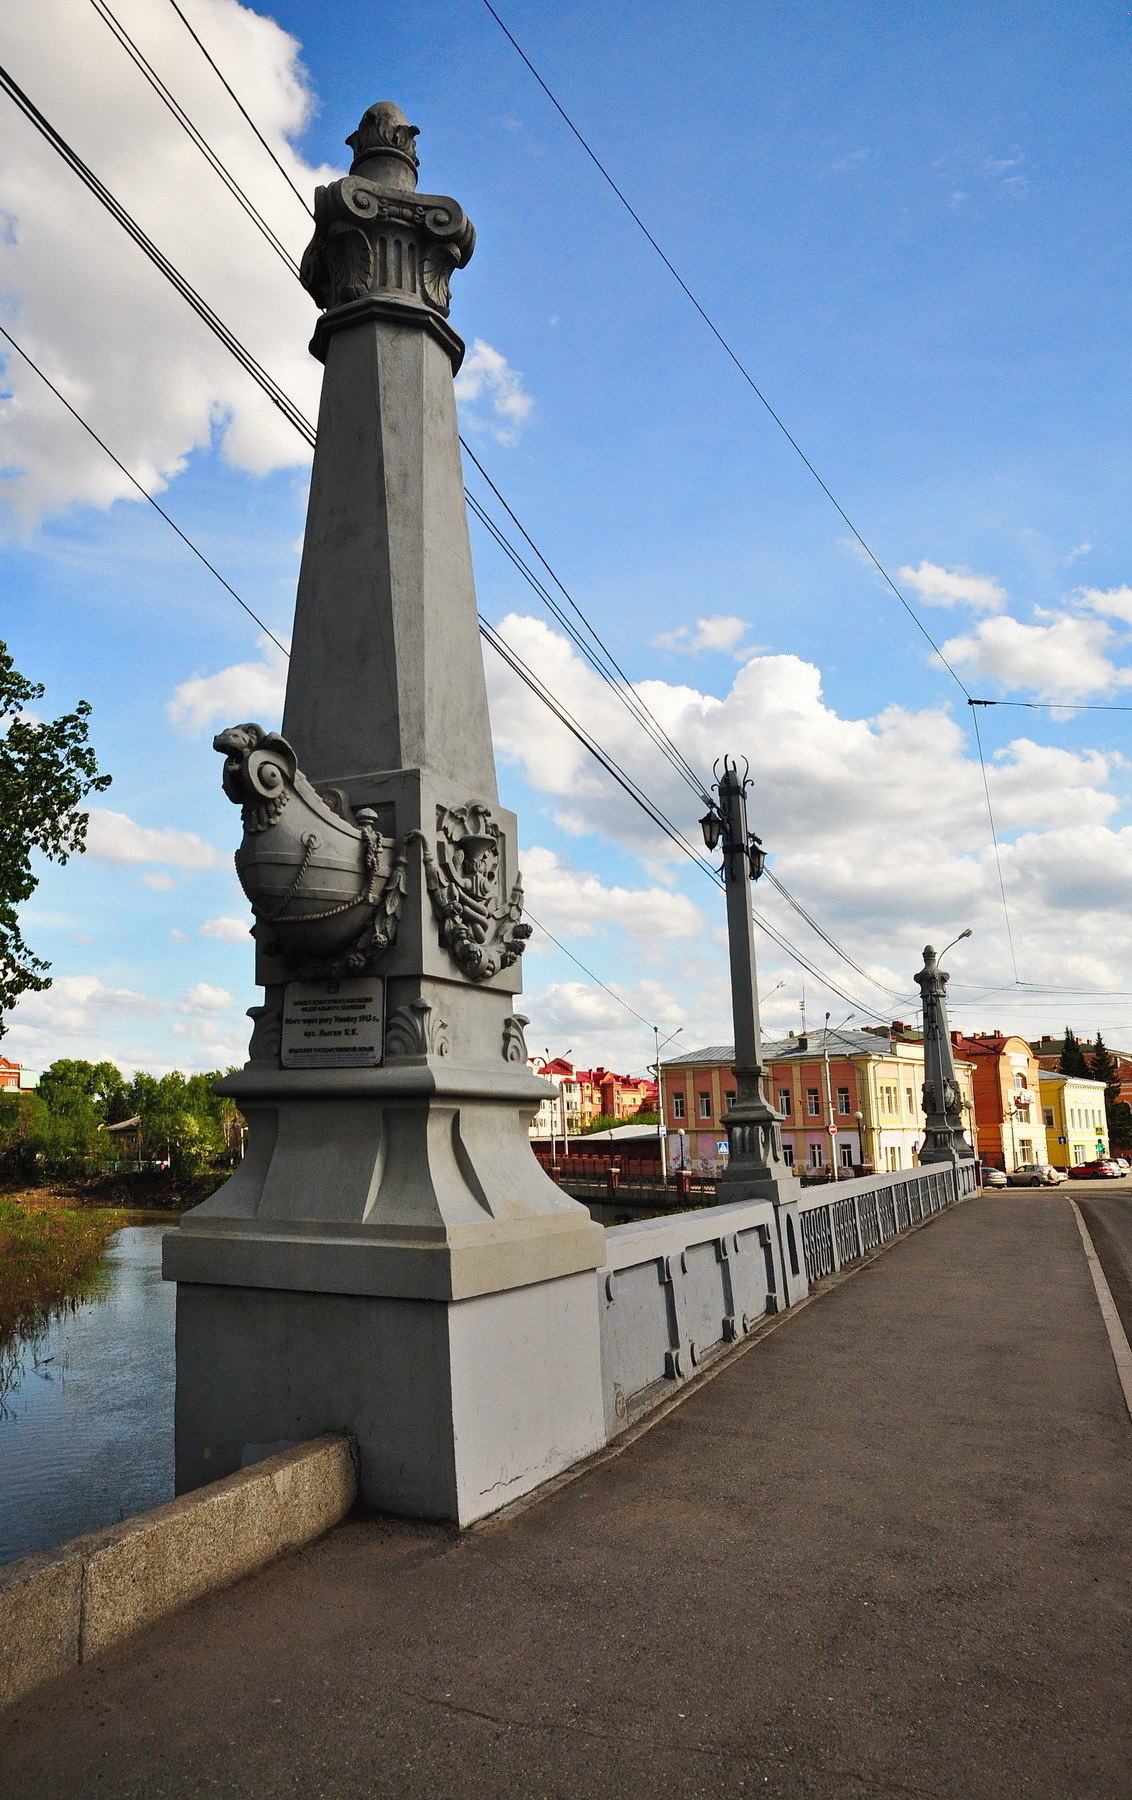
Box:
(412, 802, 531, 982)
(214, 723, 408, 979)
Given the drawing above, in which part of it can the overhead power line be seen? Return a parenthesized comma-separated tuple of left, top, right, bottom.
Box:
(163, 0, 314, 217)
(0, 60, 316, 448)
(0, 68, 982, 1022)
(523, 913, 658, 1028)
(480, 0, 1031, 972)
(0, 322, 289, 656)
(86, 0, 301, 277)
(970, 697, 1132, 715)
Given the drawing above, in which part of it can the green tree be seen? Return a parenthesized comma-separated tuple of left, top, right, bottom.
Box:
(38, 1059, 127, 1121)
(0, 642, 110, 1035)
(1088, 1033, 1124, 1150)
(1059, 1028, 1089, 1078)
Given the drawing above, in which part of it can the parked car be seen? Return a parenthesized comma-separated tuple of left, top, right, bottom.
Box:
(1005, 1163, 1066, 1187)
(1068, 1159, 1123, 1179)
(980, 1166, 1008, 1188)
(1110, 1158, 1131, 1175)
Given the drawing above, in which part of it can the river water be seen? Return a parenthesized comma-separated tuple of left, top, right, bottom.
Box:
(0, 1222, 175, 1565)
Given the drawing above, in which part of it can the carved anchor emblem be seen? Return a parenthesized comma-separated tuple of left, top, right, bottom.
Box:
(412, 803, 531, 982)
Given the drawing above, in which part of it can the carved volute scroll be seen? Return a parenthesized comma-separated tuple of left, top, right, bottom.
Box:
(300, 102, 475, 325)
(385, 998, 450, 1061)
(502, 1015, 529, 1063)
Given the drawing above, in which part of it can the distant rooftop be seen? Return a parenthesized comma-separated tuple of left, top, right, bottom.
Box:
(660, 1029, 927, 1067)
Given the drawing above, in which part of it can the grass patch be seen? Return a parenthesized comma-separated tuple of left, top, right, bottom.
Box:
(0, 1194, 124, 1349)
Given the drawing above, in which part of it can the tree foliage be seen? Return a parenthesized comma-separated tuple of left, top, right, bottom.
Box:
(0, 642, 111, 1034)
(0, 1059, 242, 1183)
(1058, 1028, 1089, 1079)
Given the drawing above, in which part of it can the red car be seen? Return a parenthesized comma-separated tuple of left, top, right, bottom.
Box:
(1068, 1160, 1123, 1179)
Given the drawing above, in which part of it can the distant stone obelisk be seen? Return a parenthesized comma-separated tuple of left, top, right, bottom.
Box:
(164, 104, 606, 1525)
(914, 945, 974, 1165)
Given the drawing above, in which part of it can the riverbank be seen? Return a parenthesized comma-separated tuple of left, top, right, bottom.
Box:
(2, 1170, 219, 1214)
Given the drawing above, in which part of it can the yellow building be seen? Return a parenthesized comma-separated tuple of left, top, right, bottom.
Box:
(1038, 1072, 1109, 1168)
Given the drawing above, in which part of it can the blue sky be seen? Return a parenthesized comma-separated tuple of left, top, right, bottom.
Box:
(3, 0, 1132, 1076)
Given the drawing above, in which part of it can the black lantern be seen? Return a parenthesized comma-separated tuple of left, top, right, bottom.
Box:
(700, 808, 722, 851)
(747, 833, 766, 879)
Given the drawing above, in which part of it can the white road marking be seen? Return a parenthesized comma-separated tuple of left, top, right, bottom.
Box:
(1069, 1198, 1132, 1425)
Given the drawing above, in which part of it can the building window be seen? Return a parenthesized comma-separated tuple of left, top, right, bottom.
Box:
(1073, 1145, 1086, 1165)
(782, 1143, 794, 1167)
(809, 1142, 824, 1168)
(778, 1088, 792, 1116)
(698, 1093, 712, 1119)
(886, 1145, 901, 1172)
(806, 1088, 820, 1117)
(837, 1086, 850, 1115)
(725, 1091, 736, 1110)
(1018, 1139, 1033, 1163)
(672, 1092, 685, 1120)
(1014, 1072, 1026, 1089)
(1016, 1106, 1031, 1124)
(906, 1087, 914, 1113)
(1043, 1108, 1054, 1128)
(839, 1143, 854, 1168)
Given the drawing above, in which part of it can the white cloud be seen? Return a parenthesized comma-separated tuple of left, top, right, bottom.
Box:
(85, 807, 226, 874)
(179, 981, 235, 1013)
(167, 634, 288, 734)
(485, 613, 1132, 1056)
(8, 974, 168, 1038)
(0, 0, 336, 528)
(897, 560, 1007, 610)
(1078, 584, 1132, 625)
(85, 807, 226, 872)
(200, 915, 249, 942)
(651, 615, 755, 657)
(940, 613, 1132, 701)
(522, 846, 704, 946)
(454, 339, 534, 445)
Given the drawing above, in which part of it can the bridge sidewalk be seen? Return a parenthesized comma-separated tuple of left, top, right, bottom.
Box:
(2, 1194, 1130, 1800)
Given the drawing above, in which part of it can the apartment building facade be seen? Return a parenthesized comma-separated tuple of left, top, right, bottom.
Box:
(660, 1029, 975, 1179)
(1037, 1071, 1110, 1168)
(950, 1032, 1048, 1171)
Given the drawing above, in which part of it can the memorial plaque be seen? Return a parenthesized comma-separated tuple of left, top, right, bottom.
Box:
(280, 977, 384, 1068)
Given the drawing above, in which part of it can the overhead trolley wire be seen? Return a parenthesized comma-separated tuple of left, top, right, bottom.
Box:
(85, 0, 302, 277)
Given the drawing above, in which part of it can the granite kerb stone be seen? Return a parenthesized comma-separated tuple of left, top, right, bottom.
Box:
(0, 1433, 356, 1712)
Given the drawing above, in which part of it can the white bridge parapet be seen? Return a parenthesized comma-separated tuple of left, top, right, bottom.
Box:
(599, 1161, 979, 1436)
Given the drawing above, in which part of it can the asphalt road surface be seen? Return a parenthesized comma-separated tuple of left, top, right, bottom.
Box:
(2, 1193, 1129, 1800)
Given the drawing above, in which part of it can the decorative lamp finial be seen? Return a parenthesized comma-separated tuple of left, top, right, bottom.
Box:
(346, 102, 420, 189)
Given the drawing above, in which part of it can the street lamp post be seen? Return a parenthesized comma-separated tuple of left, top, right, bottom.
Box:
(652, 1024, 683, 1186)
(914, 936, 975, 1167)
(700, 761, 805, 1282)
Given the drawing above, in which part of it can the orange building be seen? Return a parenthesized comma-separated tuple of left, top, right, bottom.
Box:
(950, 1032, 1048, 1172)
(0, 1057, 21, 1091)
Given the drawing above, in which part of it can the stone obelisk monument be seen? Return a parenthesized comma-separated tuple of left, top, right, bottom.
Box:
(914, 945, 975, 1165)
(164, 104, 606, 1524)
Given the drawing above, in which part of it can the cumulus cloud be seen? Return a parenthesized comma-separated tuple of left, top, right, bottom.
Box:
(522, 846, 704, 947)
(1078, 584, 1132, 625)
(453, 339, 534, 445)
(167, 633, 288, 733)
(897, 560, 1007, 610)
(85, 807, 226, 871)
(9, 974, 168, 1037)
(179, 981, 235, 1013)
(486, 613, 1132, 1046)
(940, 614, 1132, 701)
(651, 616, 756, 657)
(0, 0, 334, 528)
(200, 915, 249, 942)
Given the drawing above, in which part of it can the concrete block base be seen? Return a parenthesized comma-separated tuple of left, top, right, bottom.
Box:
(174, 1268, 605, 1527)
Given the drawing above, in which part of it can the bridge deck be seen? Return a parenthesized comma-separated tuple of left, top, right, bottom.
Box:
(3, 1193, 1130, 1799)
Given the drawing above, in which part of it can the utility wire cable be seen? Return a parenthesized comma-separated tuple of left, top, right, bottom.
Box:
(480, 0, 974, 699)
(764, 869, 909, 999)
(2, 70, 963, 1016)
(969, 705, 1018, 983)
(86, 0, 301, 276)
(0, 61, 317, 448)
(523, 912, 658, 1028)
(0, 321, 289, 657)
(163, 0, 314, 218)
(970, 697, 1132, 714)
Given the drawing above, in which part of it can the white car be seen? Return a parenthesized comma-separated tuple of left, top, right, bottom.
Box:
(1006, 1163, 1066, 1187)
(981, 1166, 1008, 1188)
